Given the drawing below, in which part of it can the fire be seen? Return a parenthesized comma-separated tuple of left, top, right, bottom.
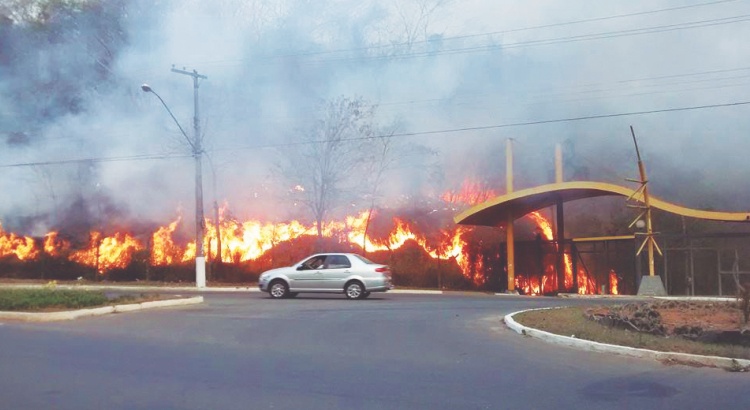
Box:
(516, 211, 608, 296)
(348, 212, 463, 258)
(144, 209, 469, 276)
(0, 224, 39, 261)
(515, 211, 565, 295)
(0, 184, 628, 294)
(527, 211, 553, 240)
(577, 266, 598, 295)
(442, 180, 499, 205)
(151, 219, 183, 266)
(204, 218, 312, 263)
(70, 232, 144, 273)
(44, 232, 68, 257)
(609, 269, 619, 295)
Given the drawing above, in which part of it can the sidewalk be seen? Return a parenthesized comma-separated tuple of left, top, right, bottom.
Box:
(505, 305, 750, 370)
(0, 295, 204, 322)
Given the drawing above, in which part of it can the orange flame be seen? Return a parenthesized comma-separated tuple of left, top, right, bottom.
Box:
(0, 224, 39, 261)
(70, 232, 144, 273)
(151, 218, 183, 266)
(515, 212, 565, 295)
(44, 232, 69, 257)
(441, 180, 499, 206)
(516, 211, 608, 296)
(577, 266, 598, 294)
(609, 269, 619, 295)
(0, 187, 627, 294)
(205, 218, 312, 263)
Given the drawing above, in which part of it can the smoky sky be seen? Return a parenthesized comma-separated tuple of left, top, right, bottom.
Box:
(2, 0, 750, 236)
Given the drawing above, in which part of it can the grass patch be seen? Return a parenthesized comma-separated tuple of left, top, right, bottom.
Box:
(514, 307, 750, 361)
(0, 288, 163, 312)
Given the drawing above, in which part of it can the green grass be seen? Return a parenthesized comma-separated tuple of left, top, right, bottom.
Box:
(0, 288, 160, 312)
(514, 306, 750, 361)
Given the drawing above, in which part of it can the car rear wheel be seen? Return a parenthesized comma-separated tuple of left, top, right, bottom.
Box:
(345, 281, 365, 299)
(269, 280, 289, 299)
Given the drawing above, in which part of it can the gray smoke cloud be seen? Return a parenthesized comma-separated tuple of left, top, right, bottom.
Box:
(2, 0, 750, 237)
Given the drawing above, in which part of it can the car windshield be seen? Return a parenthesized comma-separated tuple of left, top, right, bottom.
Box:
(351, 254, 376, 264)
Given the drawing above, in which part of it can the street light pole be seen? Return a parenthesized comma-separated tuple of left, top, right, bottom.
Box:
(141, 66, 208, 288)
(171, 67, 208, 288)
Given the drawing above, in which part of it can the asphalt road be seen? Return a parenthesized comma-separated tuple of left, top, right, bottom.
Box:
(0, 292, 746, 410)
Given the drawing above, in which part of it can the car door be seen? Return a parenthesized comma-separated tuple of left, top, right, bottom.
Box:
(288, 255, 327, 290)
(318, 254, 352, 291)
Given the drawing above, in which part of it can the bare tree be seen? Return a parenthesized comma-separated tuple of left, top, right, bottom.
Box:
(394, 0, 451, 51)
(363, 0, 451, 56)
(276, 96, 376, 242)
(359, 127, 435, 253)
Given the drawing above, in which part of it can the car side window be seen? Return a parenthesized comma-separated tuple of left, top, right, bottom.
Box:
(325, 255, 351, 269)
(301, 256, 326, 270)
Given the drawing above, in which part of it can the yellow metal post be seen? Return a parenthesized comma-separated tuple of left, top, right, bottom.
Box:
(555, 143, 563, 184)
(554, 143, 565, 291)
(506, 139, 515, 291)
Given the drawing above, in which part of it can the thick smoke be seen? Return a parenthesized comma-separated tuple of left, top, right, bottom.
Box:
(2, 0, 750, 237)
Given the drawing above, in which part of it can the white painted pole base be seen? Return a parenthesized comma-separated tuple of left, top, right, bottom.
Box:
(195, 256, 206, 288)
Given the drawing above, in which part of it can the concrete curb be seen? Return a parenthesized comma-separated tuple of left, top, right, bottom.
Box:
(504, 307, 750, 369)
(389, 289, 444, 295)
(0, 284, 260, 293)
(0, 296, 204, 322)
(0, 284, 445, 295)
(0, 284, 740, 301)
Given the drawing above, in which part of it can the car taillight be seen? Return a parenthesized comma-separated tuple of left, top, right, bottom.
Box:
(375, 266, 390, 273)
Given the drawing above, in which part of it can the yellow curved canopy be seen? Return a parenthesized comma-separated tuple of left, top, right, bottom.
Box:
(454, 181, 750, 227)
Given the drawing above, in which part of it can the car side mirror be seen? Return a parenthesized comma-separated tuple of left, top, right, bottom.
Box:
(296, 265, 305, 271)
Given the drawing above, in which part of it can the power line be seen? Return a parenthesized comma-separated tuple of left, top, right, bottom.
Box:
(294, 15, 750, 65)
(0, 152, 191, 168)
(3, 100, 748, 169)
(194, 0, 741, 66)
(214, 100, 750, 150)
(403, 0, 741, 44)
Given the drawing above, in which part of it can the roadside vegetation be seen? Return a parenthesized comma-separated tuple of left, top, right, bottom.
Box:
(0, 286, 163, 312)
(513, 306, 750, 361)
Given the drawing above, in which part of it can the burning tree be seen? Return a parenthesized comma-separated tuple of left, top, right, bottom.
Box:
(275, 96, 377, 243)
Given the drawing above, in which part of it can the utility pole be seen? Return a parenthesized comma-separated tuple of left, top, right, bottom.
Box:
(172, 66, 208, 288)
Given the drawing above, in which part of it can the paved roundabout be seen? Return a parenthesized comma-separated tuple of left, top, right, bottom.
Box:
(0, 290, 746, 409)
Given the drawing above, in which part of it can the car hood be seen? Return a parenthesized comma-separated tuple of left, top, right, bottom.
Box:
(261, 266, 294, 276)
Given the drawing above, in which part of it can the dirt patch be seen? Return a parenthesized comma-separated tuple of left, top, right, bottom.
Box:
(587, 301, 750, 346)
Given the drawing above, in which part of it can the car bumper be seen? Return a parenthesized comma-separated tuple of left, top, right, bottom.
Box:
(366, 280, 394, 293)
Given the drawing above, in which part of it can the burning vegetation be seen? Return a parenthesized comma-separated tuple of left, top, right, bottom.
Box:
(0, 187, 620, 295)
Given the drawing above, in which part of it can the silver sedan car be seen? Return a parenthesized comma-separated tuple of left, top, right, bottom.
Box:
(258, 253, 393, 299)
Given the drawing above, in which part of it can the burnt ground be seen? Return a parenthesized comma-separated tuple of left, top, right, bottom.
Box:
(588, 301, 750, 346)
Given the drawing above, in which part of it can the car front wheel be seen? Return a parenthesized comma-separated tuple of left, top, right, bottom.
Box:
(345, 281, 365, 299)
(269, 280, 289, 299)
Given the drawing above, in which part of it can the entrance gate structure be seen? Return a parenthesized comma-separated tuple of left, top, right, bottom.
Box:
(455, 181, 750, 296)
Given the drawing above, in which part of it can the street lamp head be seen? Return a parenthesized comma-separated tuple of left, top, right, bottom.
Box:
(635, 219, 646, 229)
(141, 84, 153, 93)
